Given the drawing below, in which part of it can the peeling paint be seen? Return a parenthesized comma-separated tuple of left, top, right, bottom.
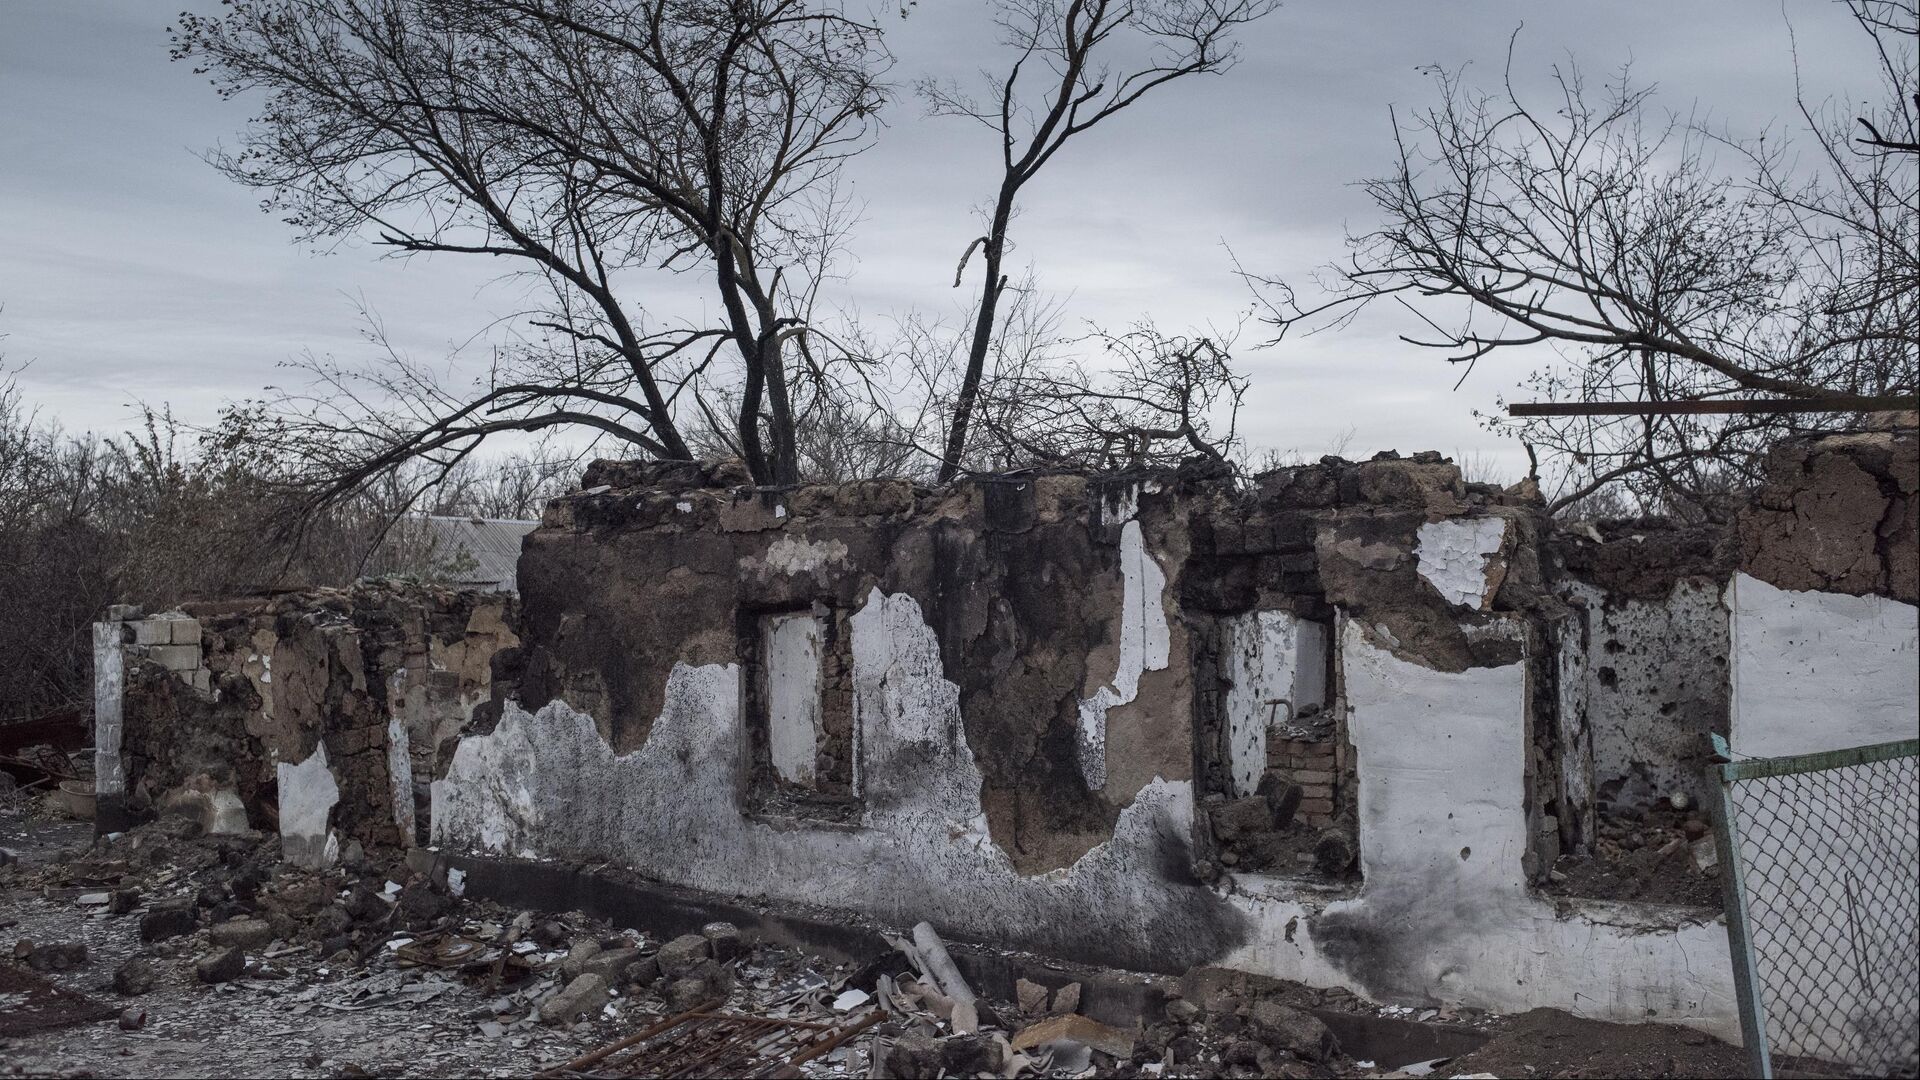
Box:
(1415, 517, 1509, 609)
(753, 536, 849, 576)
(1220, 619, 1739, 1038)
(279, 745, 341, 870)
(1076, 500, 1171, 790)
(433, 588, 1245, 971)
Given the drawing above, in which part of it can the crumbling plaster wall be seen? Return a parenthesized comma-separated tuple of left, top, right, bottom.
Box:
(1728, 429, 1919, 755)
(1552, 576, 1730, 816)
(435, 588, 1247, 973)
(1718, 432, 1918, 1065)
(104, 584, 517, 861)
(433, 453, 1752, 1031)
(1219, 622, 1739, 1037)
(503, 462, 1200, 875)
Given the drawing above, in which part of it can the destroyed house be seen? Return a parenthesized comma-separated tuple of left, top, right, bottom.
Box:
(94, 430, 1920, 1054)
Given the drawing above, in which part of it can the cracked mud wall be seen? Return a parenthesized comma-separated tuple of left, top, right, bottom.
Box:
(1740, 430, 1918, 604)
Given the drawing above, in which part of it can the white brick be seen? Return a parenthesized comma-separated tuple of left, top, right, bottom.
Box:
(146, 644, 201, 671)
(169, 618, 202, 645)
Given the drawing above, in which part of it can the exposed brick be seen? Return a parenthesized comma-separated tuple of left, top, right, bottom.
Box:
(1296, 798, 1334, 817)
(1287, 768, 1335, 785)
(1295, 783, 1334, 801)
(145, 644, 201, 671)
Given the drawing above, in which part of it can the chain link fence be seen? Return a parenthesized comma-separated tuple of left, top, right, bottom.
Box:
(1709, 734, 1920, 1079)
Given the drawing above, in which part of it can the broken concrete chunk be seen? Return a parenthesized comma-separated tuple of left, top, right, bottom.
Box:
(1015, 977, 1049, 1015)
(27, 941, 87, 972)
(1050, 980, 1082, 1016)
(113, 956, 156, 996)
(884, 1031, 942, 1078)
(1249, 1000, 1339, 1062)
(342, 885, 388, 924)
(655, 933, 712, 980)
(1690, 835, 1718, 874)
(700, 920, 742, 962)
(1257, 775, 1304, 828)
(1211, 796, 1275, 840)
(663, 960, 733, 1012)
(1166, 998, 1202, 1025)
(538, 973, 609, 1025)
(209, 918, 274, 951)
(578, 946, 642, 985)
(139, 904, 197, 943)
(938, 1034, 1005, 1076)
(558, 939, 603, 981)
(195, 946, 245, 984)
(108, 888, 142, 915)
(1313, 830, 1356, 876)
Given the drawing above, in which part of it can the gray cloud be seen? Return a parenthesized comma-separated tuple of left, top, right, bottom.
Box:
(0, 0, 1870, 477)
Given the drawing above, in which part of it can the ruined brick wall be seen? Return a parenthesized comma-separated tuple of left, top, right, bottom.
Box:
(501, 459, 1206, 876)
(109, 582, 517, 854)
(1184, 451, 1552, 880)
(1541, 428, 1916, 903)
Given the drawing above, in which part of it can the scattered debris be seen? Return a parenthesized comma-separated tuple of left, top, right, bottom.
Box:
(0, 784, 1760, 1078)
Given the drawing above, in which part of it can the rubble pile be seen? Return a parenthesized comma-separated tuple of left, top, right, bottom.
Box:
(0, 798, 1374, 1079)
(1543, 799, 1720, 907)
(4, 793, 1637, 1079)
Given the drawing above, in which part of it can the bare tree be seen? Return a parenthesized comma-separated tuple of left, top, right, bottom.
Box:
(926, 0, 1279, 481)
(1247, 6, 1917, 515)
(173, 0, 888, 493)
(966, 320, 1248, 469)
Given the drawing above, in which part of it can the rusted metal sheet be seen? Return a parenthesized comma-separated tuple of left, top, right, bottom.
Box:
(541, 1003, 883, 1079)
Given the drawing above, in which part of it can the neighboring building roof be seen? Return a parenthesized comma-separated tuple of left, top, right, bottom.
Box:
(388, 515, 539, 593)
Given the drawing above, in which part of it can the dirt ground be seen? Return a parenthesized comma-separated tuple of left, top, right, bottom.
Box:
(0, 791, 1771, 1080)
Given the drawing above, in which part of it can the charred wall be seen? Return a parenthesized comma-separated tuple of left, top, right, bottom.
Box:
(107, 583, 516, 855)
(504, 460, 1207, 874)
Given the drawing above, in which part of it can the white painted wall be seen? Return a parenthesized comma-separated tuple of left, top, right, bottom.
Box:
(1728, 573, 1919, 757)
(278, 744, 341, 869)
(1726, 573, 1919, 1068)
(1222, 611, 1329, 797)
(1220, 621, 1740, 1038)
(430, 586, 1741, 1035)
(92, 621, 126, 799)
(432, 588, 1238, 973)
(764, 611, 825, 786)
(1556, 579, 1730, 808)
(386, 716, 415, 841)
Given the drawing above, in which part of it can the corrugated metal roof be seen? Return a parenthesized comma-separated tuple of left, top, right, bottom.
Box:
(402, 515, 538, 593)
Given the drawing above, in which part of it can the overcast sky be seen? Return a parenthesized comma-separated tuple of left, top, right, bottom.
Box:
(0, 1, 1874, 477)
